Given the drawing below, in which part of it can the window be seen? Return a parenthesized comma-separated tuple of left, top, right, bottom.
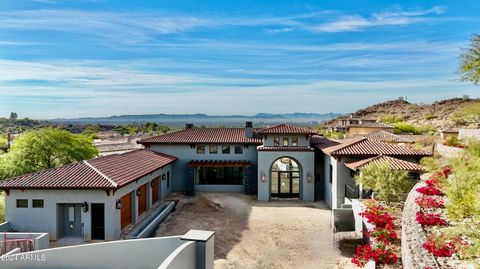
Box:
(16, 199, 28, 208)
(234, 145, 243, 154)
(292, 137, 298, 146)
(32, 199, 44, 208)
(209, 145, 218, 154)
(196, 167, 244, 185)
(283, 137, 289, 146)
(222, 146, 230, 154)
(167, 172, 170, 188)
(329, 164, 333, 184)
(273, 137, 280, 146)
(196, 145, 205, 154)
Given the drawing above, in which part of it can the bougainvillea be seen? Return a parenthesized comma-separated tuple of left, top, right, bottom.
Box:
(415, 195, 445, 209)
(416, 211, 447, 226)
(416, 185, 444, 196)
(423, 233, 461, 257)
(367, 225, 397, 244)
(359, 201, 395, 228)
(351, 244, 398, 267)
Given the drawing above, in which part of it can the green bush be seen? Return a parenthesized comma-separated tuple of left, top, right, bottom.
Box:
(392, 122, 419, 134)
(420, 157, 440, 172)
(423, 112, 437, 120)
(355, 161, 415, 203)
(445, 135, 461, 147)
(382, 114, 404, 124)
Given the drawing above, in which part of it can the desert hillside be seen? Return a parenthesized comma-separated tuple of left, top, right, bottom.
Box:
(329, 97, 480, 129)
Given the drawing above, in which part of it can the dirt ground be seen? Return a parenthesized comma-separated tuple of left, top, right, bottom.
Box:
(156, 193, 358, 269)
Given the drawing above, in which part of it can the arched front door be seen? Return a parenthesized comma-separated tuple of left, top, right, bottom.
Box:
(271, 157, 300, 198)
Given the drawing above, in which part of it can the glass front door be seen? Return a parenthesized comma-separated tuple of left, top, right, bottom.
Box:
(271, 171, 300, 198)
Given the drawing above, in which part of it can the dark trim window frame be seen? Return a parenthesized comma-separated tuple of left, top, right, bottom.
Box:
(283, 137, 289, 146)
(196, 145, 205, 154)
(222, 145, 230, 154)
(292, 137, 298, 146)
(273, 137, 280, 146)
(32, 199, 44, 208)
(16, 199, 28, 208)
(329, 164, 333, 184)
(209, 145, 218, 154)
(234, 145, 243, 154)
(167, 171, 170, 188)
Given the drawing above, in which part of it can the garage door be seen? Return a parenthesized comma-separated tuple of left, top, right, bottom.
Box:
(138, 184, 147, 215)
(152, 177, 159, 204)
(120, 193, 132, 230)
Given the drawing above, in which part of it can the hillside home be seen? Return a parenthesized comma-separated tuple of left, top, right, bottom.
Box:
(0, 123, 430, 242)
(330, 115, 394, 135)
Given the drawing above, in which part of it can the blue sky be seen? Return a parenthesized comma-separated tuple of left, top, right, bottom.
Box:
(0, 0, 479, 119)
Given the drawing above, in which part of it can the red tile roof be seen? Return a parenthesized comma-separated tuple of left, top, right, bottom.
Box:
(188, 160, 251, 167)
(310, 135, 341, 149)
(321, 138, 431, 157)
(138, 128, 262, 144)
(345, 155, 424, 172)
(0, 149, 176, 190)
(349, 130, 413, 143)
(255, 124, 317, 135)
(257, 146, 314, 152)
(349, 122, 394, 129)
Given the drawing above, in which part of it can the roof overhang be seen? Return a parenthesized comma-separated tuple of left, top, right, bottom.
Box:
(188, 160, 251, 167)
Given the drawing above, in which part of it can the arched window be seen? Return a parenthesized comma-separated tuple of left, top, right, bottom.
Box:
(271, 157, 300, 198)
(271, 157, 300, 172)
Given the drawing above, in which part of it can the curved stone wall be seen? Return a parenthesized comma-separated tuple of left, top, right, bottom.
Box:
(402, 181, 440, 269)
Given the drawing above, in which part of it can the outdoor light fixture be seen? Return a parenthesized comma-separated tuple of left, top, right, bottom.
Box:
(81, 202, 89, 213)
(116, 200, 122, 210)
(136, 189, 142, 196)
(151, 181, 155, 187)
(261, 172, 266, 182)
(307, 172, 313, 183)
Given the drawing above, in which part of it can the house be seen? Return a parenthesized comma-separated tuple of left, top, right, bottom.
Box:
(329, 115, 394, 135)
(0, 122, 430, 242)
(0, 149, 176, 241)
(440, 128, 459, 140)
(348, 130, 414, 145)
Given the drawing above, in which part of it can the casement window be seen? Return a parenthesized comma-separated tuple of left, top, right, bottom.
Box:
(273, 137, 280, 146)
(167, 171, 170, 188)
(234, 145, 243, 154)
(16, 199, 28, 208)
(222, 146, 230, 154)
(32, 199, 44, 208)
(209, 145, 218, 154)
(283, 137, 289, 146)
(292, 137, 298, 146)
(196, 145, 205, 154)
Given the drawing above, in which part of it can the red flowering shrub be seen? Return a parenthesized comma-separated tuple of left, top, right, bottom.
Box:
(416, 211, 447, 226)
(416, 185, 444, 196)
(359, 201, 395, 228)
(368, 225, 397, 244)
(423, 233, 461, 257)
(441, 166, 453, 177)
(415, 195, 444, 208)
(351, 244, 398, 267)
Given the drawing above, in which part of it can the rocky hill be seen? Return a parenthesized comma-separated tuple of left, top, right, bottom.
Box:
(329, 97, 480, 129)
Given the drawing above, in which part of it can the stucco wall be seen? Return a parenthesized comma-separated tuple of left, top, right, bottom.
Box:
(148, 144, 258, 192)
(257, 150, 315, 201)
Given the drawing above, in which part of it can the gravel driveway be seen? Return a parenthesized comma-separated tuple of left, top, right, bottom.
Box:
(156, 192, 357, 269)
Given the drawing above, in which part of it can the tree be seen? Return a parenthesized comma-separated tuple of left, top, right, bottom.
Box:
(0, 128, 98, 179)
(355, 161, 415, 203)
(9, 112, 17, 124)
(460, 34, 480, 85)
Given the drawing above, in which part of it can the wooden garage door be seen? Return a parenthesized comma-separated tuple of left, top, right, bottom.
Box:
(152, 177, 159, 204)
(120, 193, 132, 230)
(138, 184, 147, 215)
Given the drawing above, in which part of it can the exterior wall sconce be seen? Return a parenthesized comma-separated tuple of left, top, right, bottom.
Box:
(116, 200, 122, 210)
(307, 172, 313, 183)
(81, 201, 89, 213)
(136, 189, 142, 196)
(260, 172, 266, 182)
(150, 181, 155, 187)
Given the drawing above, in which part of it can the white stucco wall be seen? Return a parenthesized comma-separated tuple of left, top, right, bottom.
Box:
(257, 150, 315, 202)
(148, 144, 258, 192)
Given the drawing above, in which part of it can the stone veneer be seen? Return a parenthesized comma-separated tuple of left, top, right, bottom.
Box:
(402, 181, 440, 269)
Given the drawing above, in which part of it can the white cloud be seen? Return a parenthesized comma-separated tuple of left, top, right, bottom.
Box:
(312, 6, 445, 32)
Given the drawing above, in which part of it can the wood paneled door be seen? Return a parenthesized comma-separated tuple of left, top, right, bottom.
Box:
(120, 193, 132, 230)
(138, 184, 147, 216)
(151, 177, 159, 204)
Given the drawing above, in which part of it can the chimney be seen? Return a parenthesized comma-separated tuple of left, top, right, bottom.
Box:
(245, 121, 253, 138)
(185, 123, 194, 129)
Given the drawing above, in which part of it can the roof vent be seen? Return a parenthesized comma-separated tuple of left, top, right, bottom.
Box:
(185, 123, 194, 129)
(245, 121, 253, 138)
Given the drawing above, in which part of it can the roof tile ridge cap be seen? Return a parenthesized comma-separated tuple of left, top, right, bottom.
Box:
(83, 160, 118, 188)
(2, 161, 81, 182)
(144, 149, 177, 160)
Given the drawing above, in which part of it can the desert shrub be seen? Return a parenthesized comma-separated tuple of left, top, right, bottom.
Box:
(441, 223, 480, 260)
(423, 112, 437, 120)
(382, 114, 404, 124)
(445, 135, 461, 147)
(420, 157, 441, 172)
(355, 162, 415, 203)
(392, 122, 419, 134)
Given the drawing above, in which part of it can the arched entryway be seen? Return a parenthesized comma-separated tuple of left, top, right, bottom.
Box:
(270, 157, 301, 199)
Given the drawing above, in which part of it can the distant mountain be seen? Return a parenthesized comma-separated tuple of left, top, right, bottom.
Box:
(51, 112, 341, 126)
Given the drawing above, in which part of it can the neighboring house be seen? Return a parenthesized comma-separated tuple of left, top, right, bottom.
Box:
(440, 129, 459, 140)
(94, 136, 143, 156)
(0, 149, 176, 241)
(329, 115, 394, 135)
(312, 137, 430, 209)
